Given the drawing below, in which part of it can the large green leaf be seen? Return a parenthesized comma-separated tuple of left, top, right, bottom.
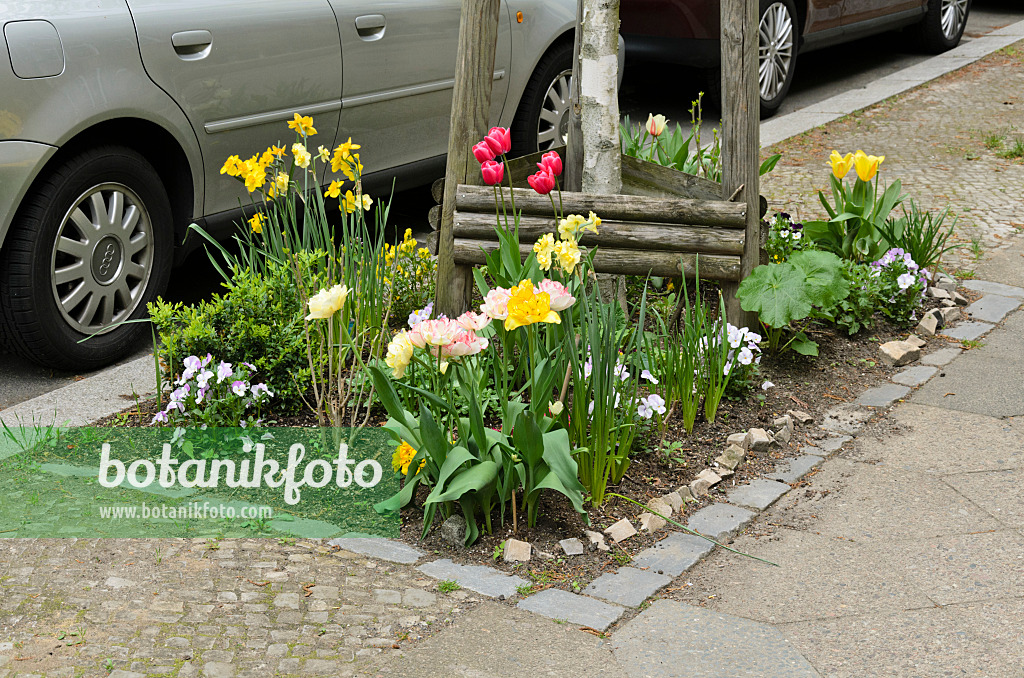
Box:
(425, 446, 475, 504)
(418, 403, 450, 468)
(374, 472, 421, 513)
(426, 460, 499, 504)
(789, 250, 849, 308)
(541, 428, 586, 497)
(737, 263, 813, 328)
(368, 365, 410, 428)
(526, 466, 587, 519)
(513, 412, 545, 468)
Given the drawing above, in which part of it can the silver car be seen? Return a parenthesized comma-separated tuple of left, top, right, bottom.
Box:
(0, 0, 579, 370)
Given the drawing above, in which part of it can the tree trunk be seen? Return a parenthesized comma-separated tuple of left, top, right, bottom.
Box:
(579, 0, 622, 195)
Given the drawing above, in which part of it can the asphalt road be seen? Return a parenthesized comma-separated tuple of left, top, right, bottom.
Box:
(2, 0, 1022, 412)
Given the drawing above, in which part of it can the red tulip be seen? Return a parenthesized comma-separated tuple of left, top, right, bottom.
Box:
(538, 151, 562, 177)
(472, 141, 495, 164)
(484, 126, 511, 155)
(481, 160, 505, 186)
(527, 168, 556, 195)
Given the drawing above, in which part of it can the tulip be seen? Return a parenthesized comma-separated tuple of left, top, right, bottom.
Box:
(456, 311, 491, 332)
(827, 150, 854, 179)
(538, 151, 562, 176)
(646, 113, 667, 137)
(441, 330, 489, 359)
(481, 160, 505, 186)
(527, 168, 556, 195)
(481, 287, 511, 320)
(306, 284, 350, 320)
(472, 141, 496, 164)
(853, 150, 884, 182)
(484, 126, 511, 155)
(537, 279, 575, 311)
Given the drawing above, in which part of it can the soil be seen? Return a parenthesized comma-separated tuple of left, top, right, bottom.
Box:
(95, 288, 973, 600)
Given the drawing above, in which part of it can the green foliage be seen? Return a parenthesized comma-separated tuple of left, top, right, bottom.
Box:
(876, 200, 964, 272)
(737, 250, 849, 355)
(148, 257, 314, 412)
(804, 173, 905, 262)
(812, 260, 881, 335)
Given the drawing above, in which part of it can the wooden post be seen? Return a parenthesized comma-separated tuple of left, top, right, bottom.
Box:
(564, 0, 584, 192)
(719, 0, 759, 329)
(435, 0, 501, 318)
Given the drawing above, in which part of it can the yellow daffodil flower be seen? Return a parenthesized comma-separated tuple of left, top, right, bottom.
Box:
(339, 154, 364, 182)
(504, 280, 561, 331)
(341, 190, 373, 214)
(287, 113, 316, 137)
(317, 145, 331, 162)
(853, 149, 884, 182)
(324, 180, 343, 199)
(391, 441, 423, 475)
(248, 212, 264, 234)
(554, 239, 581, 275)
(332, 138, 361, 172)
(292, 142, 311, 169)
(533, 232, 556, 270)
(270, 145, 287, 157)
(220, 155, 244, 177)
(827, 150, 854, 179)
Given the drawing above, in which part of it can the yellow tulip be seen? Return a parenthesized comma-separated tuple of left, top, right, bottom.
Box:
(504, 280, 561, 331)
(853, 150, 884, 182)
(827, 150, 854, 179)
(646, 113, 667, 137)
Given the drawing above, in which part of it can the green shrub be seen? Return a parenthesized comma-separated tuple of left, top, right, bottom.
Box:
(148, 258, 316, 413)
(813, 260, 882, 335)
(877, 200, 963, 273)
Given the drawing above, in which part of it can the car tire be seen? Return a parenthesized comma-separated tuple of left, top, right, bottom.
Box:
(914, 0, 971, 53)
(511, 40, 574, 156)
(758, 0, 799, 118)
(0, 145, 172, 371)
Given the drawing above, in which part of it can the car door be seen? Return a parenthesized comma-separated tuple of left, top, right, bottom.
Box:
(842, 0, 921, 28)
(126, 0, 344, 215)
(327, 0, 511, 178)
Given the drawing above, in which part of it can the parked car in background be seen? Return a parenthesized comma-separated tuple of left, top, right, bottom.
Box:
(0, 0, 581, 370)
(620, 0, 972, 116)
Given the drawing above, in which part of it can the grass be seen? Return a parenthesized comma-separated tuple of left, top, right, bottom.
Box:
(983, 132, 1006, 150)
(997, 137, 1024, 160)
(438, 580, 461, 593)
(969, 237, 984, 260)
(960, 339, 985, 350)
(515, 583, 534, 597)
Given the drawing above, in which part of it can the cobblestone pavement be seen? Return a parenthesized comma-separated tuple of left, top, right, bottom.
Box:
(3, 37, 1024, 678)
(761, 40, 1024, 269)
(0, 539, 479, 678)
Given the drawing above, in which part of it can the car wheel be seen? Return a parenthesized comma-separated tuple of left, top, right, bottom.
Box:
(511, 40, 574, 156)
(915, 0, 971, 53)
(0, 146, 172, 371)
(758, 0, 799, 118)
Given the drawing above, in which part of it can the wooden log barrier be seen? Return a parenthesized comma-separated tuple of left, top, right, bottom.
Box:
(452, 239, 741, 281)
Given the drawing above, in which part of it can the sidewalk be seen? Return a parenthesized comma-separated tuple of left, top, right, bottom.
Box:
(3, 28, 1024, 678)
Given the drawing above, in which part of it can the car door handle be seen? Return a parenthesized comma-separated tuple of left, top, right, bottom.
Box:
(171, 30, 212, 60)
(354, 14, 386, 40)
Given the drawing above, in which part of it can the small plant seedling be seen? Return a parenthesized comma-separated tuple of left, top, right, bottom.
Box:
(492, 541, 505, 561)
(515, 583, 534, 597)
(438, 580, 461, 593)
(997, 137, 1024, 160)
(612, 550, 632, 566)
(105, 657, 114, 673)
(960, 339, 985, 350)
(983, 132, 1005, 150)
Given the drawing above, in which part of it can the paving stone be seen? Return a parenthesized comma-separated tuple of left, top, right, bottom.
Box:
(879, 340, 921, 366)
(502, 538, 532, 563)
(725, 479, 791, 511)
(202, 662, 235, 678)
(402, 589, 436, 607)
(326, 538, 426, 565)
(516, 589, 625, 631)
(416, 559, 527, 599)
(639, 512, 666, 532)
(920, 347, 962, 366)
(633, 532, 716, 577)
(952, 291, 968, 306)
(938, 306, 962, 324)
(856, 383, 911, 408)
(108, 672, 145, 678)
(303, 659, 343, 674)
(904, 334, 927, 349)
(916, 313, 939, 336)
(766, 454, 823, 483)
(787, 409, 814, 424)
(605, 518, 637, 543)
(558, 538, 585, 556)
(820, 403, 871, 434)
(941, 321, 994, 341)
(891, 365, 939, 386)
(686, 503, 756, 541)
(962, 279, 1024, 299)
(817, 435, 853, 454)
(927, 287, 952, 300)
(583, 567, 672, 608)
(611, 600, 820, 677)
(966, 294, 1021, 323)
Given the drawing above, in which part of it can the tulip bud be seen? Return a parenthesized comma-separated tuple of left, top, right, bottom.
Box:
(538, 151, 563, 177)
(481, 160, 505, 186)
(527, 168, 556, 195)
(472, 141, 496, 164)
(646, 113, 667, 137)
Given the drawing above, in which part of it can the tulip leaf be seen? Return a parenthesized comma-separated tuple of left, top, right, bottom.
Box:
(426, 460, 499, 504)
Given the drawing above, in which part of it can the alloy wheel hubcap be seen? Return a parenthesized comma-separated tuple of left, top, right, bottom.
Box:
(51, 183, 154, 335)
(537, 69, 573, 151)
(940, 0, 968, 40)
(758, 2, 795, 102)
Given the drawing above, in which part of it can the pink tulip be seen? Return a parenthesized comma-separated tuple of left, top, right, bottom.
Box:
(409, 318, 461, 347)
(472, 141, 495, 164)
(484, 126, 511, 155)
(481, 287, 511, 320)
(441, 331, 489, 359)
(538, 151, 562, 177)
(481, 160, 505, 186)
(538, 279, 575, 311)
(527, 168, 556, 195)
(456, 311, 491, 332)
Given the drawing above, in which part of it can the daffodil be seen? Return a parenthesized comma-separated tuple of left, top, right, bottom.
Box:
(324, 180, 343, 199)
(553, 239, 581, 275)
(332, 138, 361, 172)
(266, 172, 288, 198)
(533, 232, 556, 270)
(339, 154, 364, 182)
(248, 212, 264, 234)
(317, 145, 331, 162)
(220, 155, 244, 176)
(341, 190, 373, 214)
(287, 113, 316, 137)
(391, 441, 423, 475)
(292, 142, 311, 169)
(270, 145, 287, 158)
(557, 214, 586, 240)
(504, 280, 561, 331)
(853, 149, 884, 181)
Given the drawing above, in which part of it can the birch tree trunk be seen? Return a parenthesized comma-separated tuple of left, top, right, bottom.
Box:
(579, 0, 621, 195)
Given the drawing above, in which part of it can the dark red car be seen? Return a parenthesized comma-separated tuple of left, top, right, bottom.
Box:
(621, 0, 971, 115)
